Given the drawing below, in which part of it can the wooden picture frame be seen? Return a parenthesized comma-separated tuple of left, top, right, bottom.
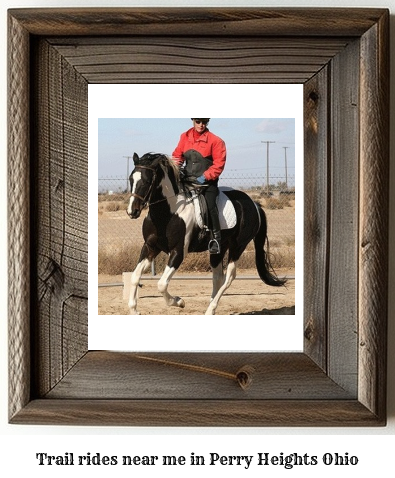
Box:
(8, 8, 389, 426)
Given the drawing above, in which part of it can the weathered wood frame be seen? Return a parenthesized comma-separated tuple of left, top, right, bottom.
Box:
(8, 8, 389, 426)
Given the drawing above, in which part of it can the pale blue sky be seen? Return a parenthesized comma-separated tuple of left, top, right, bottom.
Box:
(98, 118, 296, 187)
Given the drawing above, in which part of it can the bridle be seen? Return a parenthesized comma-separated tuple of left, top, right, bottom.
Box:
(130, 164, 171, 207)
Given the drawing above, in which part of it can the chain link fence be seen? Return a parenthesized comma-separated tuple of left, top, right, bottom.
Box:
(98, 173, 295, 277)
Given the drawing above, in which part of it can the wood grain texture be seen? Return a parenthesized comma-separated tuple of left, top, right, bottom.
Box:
(46, 352, 354, 400)
(11, 399, 383, 427)
(8, 7, 387, 37)
(48, 37, 350, 84)
(30, 39, 88, 397)
(7, 8, 389, 426)
(8, 13, 31, 421)
(358, 12, 389, 420)
(303, 67, 330, 370)
(327, 39, 360, 395)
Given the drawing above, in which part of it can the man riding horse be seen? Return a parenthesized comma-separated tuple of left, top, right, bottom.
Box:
(172, 118, 226, 254)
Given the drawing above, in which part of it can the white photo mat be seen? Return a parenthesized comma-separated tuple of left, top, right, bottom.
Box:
(88, 84, 303, 352)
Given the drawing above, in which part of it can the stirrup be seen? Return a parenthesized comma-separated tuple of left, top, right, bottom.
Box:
(208, 238, 221, 255)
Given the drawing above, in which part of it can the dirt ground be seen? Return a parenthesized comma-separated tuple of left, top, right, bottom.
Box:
(98, 268, 295, 315)
(98, 192, 295, 315)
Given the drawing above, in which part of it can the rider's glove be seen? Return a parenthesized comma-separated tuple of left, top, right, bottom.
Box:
(196, 175, 206, 184)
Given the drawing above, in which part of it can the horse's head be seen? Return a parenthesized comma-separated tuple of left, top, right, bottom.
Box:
(127, 152, 162, 219)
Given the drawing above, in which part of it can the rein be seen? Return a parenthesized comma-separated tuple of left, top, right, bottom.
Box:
(131, 163, 203, 209)
(131, 164, 175, 208)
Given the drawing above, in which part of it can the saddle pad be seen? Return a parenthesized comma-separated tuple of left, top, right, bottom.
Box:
(192, 187, 237, 230)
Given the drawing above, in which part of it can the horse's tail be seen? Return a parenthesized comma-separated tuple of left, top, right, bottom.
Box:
(253, 203, 287, 287)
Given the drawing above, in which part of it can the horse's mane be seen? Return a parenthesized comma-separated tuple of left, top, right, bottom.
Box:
(139, 152, 180, 183)
(164, 156, 180, 183)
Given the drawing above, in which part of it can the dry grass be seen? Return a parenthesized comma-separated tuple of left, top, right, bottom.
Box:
(99, 243, 213, 275)
(99, 201, 127, 214)
(265, 197, 287, 209)
(98, 239, 295, 275)
(98, 190, 295, 275)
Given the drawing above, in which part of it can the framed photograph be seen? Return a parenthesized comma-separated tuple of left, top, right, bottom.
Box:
(8, 8, 389, 426)
(90, 87, 302, 350)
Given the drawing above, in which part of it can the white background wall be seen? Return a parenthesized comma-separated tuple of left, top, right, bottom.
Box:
(1, 0, 394, 476)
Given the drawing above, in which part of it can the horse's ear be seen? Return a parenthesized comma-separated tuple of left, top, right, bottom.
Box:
(133, 153, 139, 165)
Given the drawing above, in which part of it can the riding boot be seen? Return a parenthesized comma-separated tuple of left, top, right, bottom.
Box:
(208, 230, 221, 254)
(205, 183, 221, 254)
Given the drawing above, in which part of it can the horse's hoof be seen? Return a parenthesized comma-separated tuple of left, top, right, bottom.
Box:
(129, 308, 140, 315)
(176, 297, 185, 308)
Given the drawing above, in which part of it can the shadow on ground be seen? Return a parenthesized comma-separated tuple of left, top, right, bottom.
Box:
(239, 306, 295, 315)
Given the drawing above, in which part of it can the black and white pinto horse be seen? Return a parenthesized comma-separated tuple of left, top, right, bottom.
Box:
(126, 152, 285, 315)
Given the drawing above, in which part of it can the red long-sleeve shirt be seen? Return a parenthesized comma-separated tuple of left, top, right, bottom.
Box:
(172, 127, 226, 181)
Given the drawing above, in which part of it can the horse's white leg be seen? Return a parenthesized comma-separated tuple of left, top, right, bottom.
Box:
(205, 261, 237, 315)
(211, 262, 225, 300)
(156, 215, 192, 309)
(157, 265, 185, 308)
(128, 258, 151, 315)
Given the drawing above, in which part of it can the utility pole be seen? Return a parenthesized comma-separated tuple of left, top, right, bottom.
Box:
(261, 141, 275, 196)
(283, 146, 289, 190)
(123, 156, 133, 193)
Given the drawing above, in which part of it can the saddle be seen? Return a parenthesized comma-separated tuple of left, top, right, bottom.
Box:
(181, 180, 237, 231)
